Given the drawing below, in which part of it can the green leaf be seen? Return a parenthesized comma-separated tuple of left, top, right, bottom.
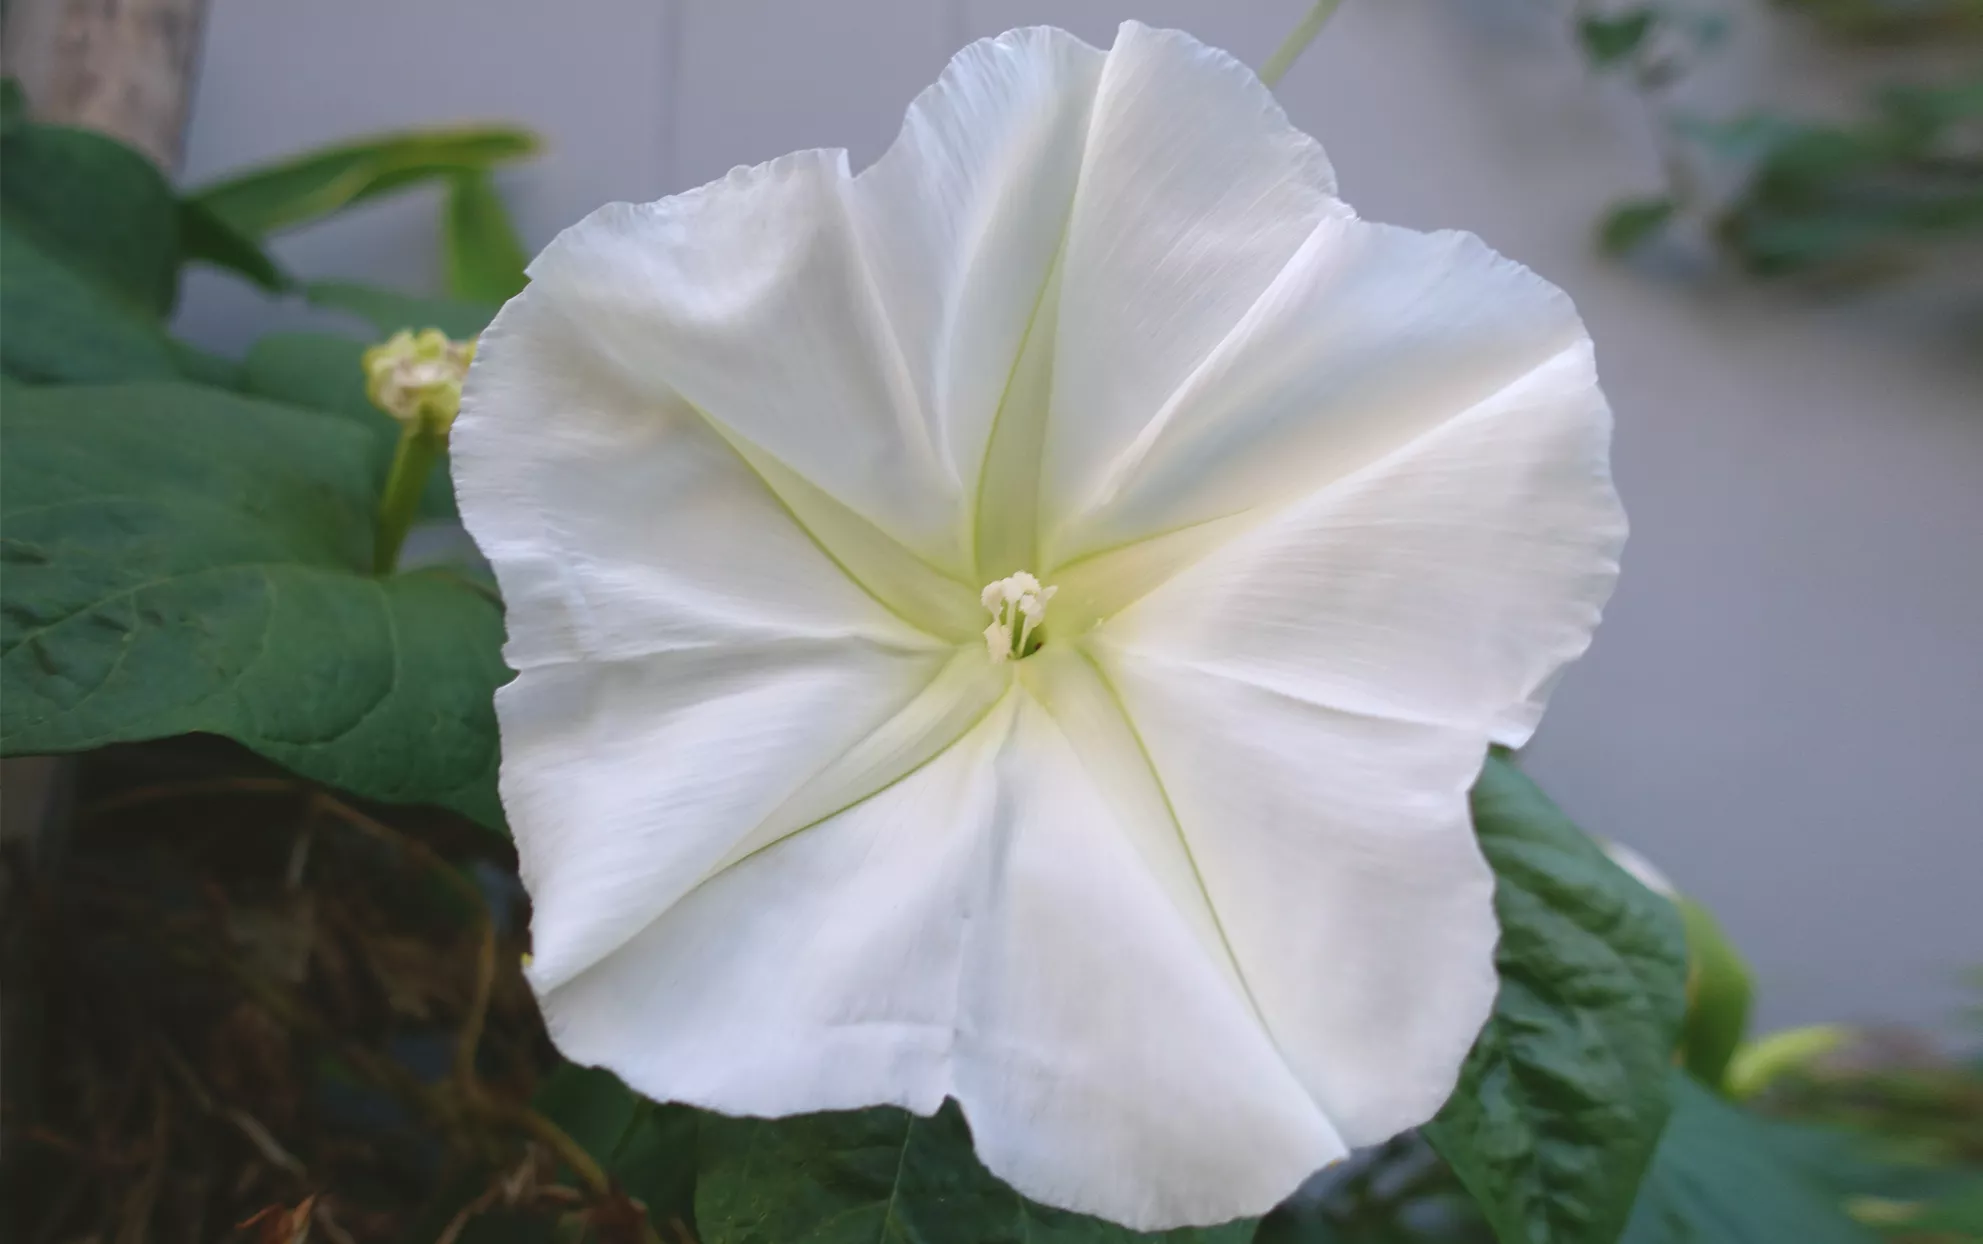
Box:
(1578, 11, 1657, 67)
(1598, 198, 1678, 255)
(177, 197, 290, 292)
(305, 279, 497, 339)
(0, 222, 181, 383)
(1904, 1179, 1983, 1234)
(535, 1063, 647, 1161)
(189, 124, 539, 238)
(1878, 75, 1983, 141)
(695, 1101, 1254, 1244)
(0, 121, 180, 314)
(0, 382, 506, 830)
(1674, 897, 1754, 1091)
(1424, 755, 1690, 1244)
(444, 168, 530, 304)
(167, 338, 245, 389)
(1620, 1074, 1881, 1244)
(533, 1063, 700, 1233)
(1724, 1025, 1851, 1101)
(239, 332, 457, 519)
(1, 78, 27, 135)
(1251, 1139, 1493, 1244)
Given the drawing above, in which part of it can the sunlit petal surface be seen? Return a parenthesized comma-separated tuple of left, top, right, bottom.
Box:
(454, 19, 1623, 1229)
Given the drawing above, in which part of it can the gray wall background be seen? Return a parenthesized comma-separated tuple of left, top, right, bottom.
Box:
(172, 0, 1982, 1037)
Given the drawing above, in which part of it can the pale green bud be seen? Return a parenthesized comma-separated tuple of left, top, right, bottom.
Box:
(362, 328, 477, 434)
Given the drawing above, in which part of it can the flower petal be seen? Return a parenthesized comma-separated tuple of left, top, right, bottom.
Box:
(954, 693, 1344, 1226)
(1047, 222, 1592, 570)
(1037, 22, 1344, 546)
(852, 26, 1104, 569)
(455, 286, 991, 989)
(537, 688, 1345, 1229)
(1086, 642, 1503, 1146)
(499, 641, 954, 992)
(532, 695, 1012, 1119)
(514, 28, 1110, 583)
(1098, 339, 1623, 743)
(515, 149, 978, 573)
(454, 288, 953, 665)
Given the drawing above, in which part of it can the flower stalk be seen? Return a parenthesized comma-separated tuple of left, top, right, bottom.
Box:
(1259, 0, 1349, 88)
(361, 328, 477, 575)
(374, 422, 447, 574)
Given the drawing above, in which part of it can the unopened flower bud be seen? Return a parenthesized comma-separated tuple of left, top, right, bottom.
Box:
(362, 328, 477, 434)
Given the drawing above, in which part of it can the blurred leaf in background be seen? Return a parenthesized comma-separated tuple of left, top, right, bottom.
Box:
(188, 125, 538, 240)
(241, 333, 462, 520)
(444, 168, 531, 304)
(184, 123, 537, 312)
(177, 197, 291, 293)
(0, 95, 199, 384)
(1579, 2, 1983, 287)
(1599, 197, 1680, 255)
(0, 224, 185, 383)
(0, 120, 181, 314)
(0, 77, 27, 134)
(1775, 0, 1983, 41)
(1579, 9, 1660, 67)
(1714, 76, 1983, 277)
(306, 278, 499, 340)
(1622, 1073, 1885, 1244)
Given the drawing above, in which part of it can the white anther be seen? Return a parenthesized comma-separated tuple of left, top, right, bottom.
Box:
(984, 621, 1013, 663)
(979, 573, 1056, 662)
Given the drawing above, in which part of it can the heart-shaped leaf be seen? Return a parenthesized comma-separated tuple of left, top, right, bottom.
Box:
(1425, 755, 1689, 1244)
(0, 382, 506, 829)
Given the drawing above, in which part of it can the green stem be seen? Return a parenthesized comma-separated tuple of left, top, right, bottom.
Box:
(1260, 0, 1350, 88)
(374, 422, 445, 574)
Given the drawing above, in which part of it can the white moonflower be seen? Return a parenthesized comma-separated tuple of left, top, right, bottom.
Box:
(452, 22, 1624, 1230)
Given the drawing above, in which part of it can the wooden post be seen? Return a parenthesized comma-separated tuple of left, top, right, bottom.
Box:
(2, 0, 212, 170)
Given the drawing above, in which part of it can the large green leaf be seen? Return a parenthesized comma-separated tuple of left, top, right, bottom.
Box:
(534, 1063, 701, 1232)
(1251, 1139, 1493, 1244)
(305, 279, 497, 340)
(240, 332, 458, 519)
(0, 383, 505, 829)
(0, 222, 181, 383)
(189, 125, 538, 238)
(0, 120, 180, 314)
(444, 168, 530, 304)
(1620, 1074, 1881, 1244)
(1424, 755, 1690, 1244)
(696, 1102, 1255, 1244)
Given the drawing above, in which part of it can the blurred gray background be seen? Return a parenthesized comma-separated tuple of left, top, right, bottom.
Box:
(165, 0, 1980, 1037)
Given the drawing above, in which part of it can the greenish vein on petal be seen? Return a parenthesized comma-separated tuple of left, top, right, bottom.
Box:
(1018, 645, 1268, 1028)
(686, 401, 983, 641)
(969, 252, 1064, 583)
(1044, 508, 1257, 633)
(704, 648, 1011, 878)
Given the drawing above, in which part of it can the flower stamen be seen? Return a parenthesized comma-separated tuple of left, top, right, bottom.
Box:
(981, 572, 1056, 663)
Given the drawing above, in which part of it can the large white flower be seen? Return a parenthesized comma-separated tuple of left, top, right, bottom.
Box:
(452, 21, 1623, 1230)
